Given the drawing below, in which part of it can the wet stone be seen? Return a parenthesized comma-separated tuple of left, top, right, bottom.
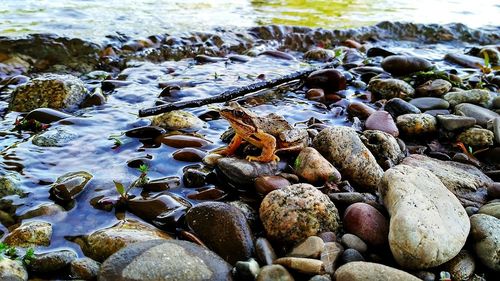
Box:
(305, 69, 347, 94)
(304, 48, 336, 62)
(384, 98, 421, 118)
(70, 258, 101, 281)
(24, 107, 72, 123)
(341, 248, 364, 263)
(415, 79, 452, 97)
(172, 147, 206, 162)
(49, 171, 92, 201)
(151, 110, 206, 132)
(381, 55, 432, 76)
(158, 134, 210, 148)
(125, 126, 166, 139)
(4, 220, 52, 247)
(142, 176, 180, 192)
(444, 53, 484, 69)
(233, 258, 260, 281)
(396, 113, 437, 136)
(0, 258, 28, 281)
(217, 157, 279, 187)
(368, 78, 415, 100)
(29, 249, 77, 273)
(457, 127, 494, 147)
(182, 165, 212, 188)
(256, 265, 294, 281)
(454, 103, 500, 126)
(288, 236, 325, 259)
(0, 175, 24, 198)
(347, 101, 376, 119)
(364, 111, 399, 137)
(409, 97, 449, 111)
(436, 114, 476, 131)
(341, 234, 367, 254)
(256, 237, 277, 266)
(32, 127, 79, 147)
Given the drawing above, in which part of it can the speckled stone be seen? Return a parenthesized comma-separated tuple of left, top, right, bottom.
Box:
(478, 201, 500, 219)
(32, 127, 79, 147)
(454, 103, 500, 126)
(70, 258, 101, 280)
(256, 265, 294, 281)
(470, 214, 500, 271)
(274, 257, 325, 275)
(255, 237, 277, 266)
(151, 110, 206, 131)
(396, 113, 437, 136)
(443, 250, 475, 281)
(0, 258, 28, 281)
(360, 130, 404, 169)
(260, 183, 340, 244)
(415, 79, 452, 97)
(457, 127, 494, 147)
(4, 220, 52, 247)
(368, 78, 415, 100)
(29, 249, 77, 273)
(304, 48, 337, 62)
(334, 262, 421, 281)
(436, 114, 476, 131)
(341, 234, 367, 253)
(409, 97, 449, 111)
(487, 117, 500, 144)
(295, 147, 341, 185)
(444, 89, 492, 108)
(288, 236, 325, 258)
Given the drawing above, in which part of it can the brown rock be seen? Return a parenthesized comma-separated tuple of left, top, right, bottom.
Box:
(343, 202, 389, 246)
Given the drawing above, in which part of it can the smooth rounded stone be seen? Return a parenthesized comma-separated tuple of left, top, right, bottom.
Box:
(457, 127, 494, 147)
(470, 214, 500, 271)
(384, 98, 421, 118)
(334, 261, 421, 281)
(443, 250, 475, 281)
(328, 192, 379, 209)
(321, 242, 343, 274)
(494, 96, 500, 109)
(70, 258, 101, 280)
(343, 203, 389, 246)
(32, 127, 78, 147)
(141, 176, 181, 192)
(305, 69, 347, 93)
(127, 193, 191, 225)
(0, 258, 28, 281)
(29, 249, 77, 273)
(49, 171, 92, 201)
(157, 134, 210, 148)
(259, 183, 340, 244)
(381, 55, 432, 76)
(360, 130, 403, 169)
(306, 88, 325, 101)
(423, 109, 450, 116)
(124, 126, 166, 139)
(24, 108, 72, 123)
(194, 54, 228, 63)
(436, 114, 476, 131)
(151, 110, 206, 131)
(479, 201, 500, 219)
(480, 47, 500, 64)
(228, 200, 259, 228)
(487, 117, 500, 144)
(341, 248, 364, 263)
(217, 157, 279, 186)
(73, 219, 172, 262)
(0, 175, 24, 198)
(4, 220, 52, 247)
(346, 101, 376, 119)
(17, 203, 66, 221)
(488, 182, 500, 199)
(409, 97, 450, 111)
(444, 89, 492, 108)
(364, 111, 399, 136)
(402, 154, 491, 208)
(259, 50, 296, 60)
(202, 153, 223, 167)
(274, 257, 325, 275)
(444, 53, 484, 69)
(380, 165, 470, 269)
(233, 258, 260, 281)
(313, 126, 383, 191)
(466, 206, 480, 216)
(368, 78, 415, 100)
(304, 48, 336, 62)
(186, 202, 254, 265)
(256, 237, 277, 266)
(9, 74, 88, 112)
(172, 147, 206, 162)
(81, 88, 106, 107)
(318, 232, 337, 243)
(413, 271, 435, 281)
(416, 79, 452, 97)
(294, 147, 341, 185)
(340, 234, 367, 253)
(455, 103, 500, 127)
(254, 175, 290, 195)
(288, 236, 325, 258)
(99, 239, 233, 281)
(396, 113, 437, 136)
(256, 265, 294, 281)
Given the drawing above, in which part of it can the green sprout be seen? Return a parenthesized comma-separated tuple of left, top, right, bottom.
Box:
(0, 242, 35, 266)
(113, 164, 150, 201)
(22, 248, 35, 265)
(108, 134, 124, 148)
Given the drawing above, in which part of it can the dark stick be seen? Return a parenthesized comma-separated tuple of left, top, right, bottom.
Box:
(138, 60, 339, 117)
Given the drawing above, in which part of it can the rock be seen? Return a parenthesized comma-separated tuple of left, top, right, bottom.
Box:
(141, 176, 181, 192)
(313, 126, 383, 191)
(233, 259, 260, 281)
(32, 127, 78, 147)
(487, 117, 500, 144)
(294, 147, 341, 185)
(343, 202, 389, 246)
(17, 203, 66, 221)
(384, 98, 421, 118)
(24, 108, 72, 123)
(256, 237, 277, 266)
(125, 126, 166, 139)
(228, 200, 259, 228)
(260, 50, 296, 60)
(259, 183, 340, 244)
(334, 261, 421, 281)
(186, 202, 254, 265)
(470, 214, 500, 271)
(436, 114, 476, 131)
(479, 200, 500, 219)
(414, 271, 436, 281)
(254, 175, 290, 195)
(480, 47, 500, 64)
(321, 242, 343, 274)
(157, 134, 210, 148)
(443, 250, 475, 281)
(380, 165, 470, 268)
(306, 88, 325, 101)
(368, 78, 415, 100)
(309, 275, 331, 281)
(455, 103, 500, 126)
(494, 96, 500, 109)
(402, 154, 491, 208)
(347, 101, 376, 119)
(29, 249, 77, 273)
(0, 174, 24, 198)
(364, 111, 399, 136)
(328, 192, 379, 209)
(4, 220, 52, 247)
(49, 171, 92, 201)
(173, 147, 206, 162)
(457, 127, 494, 147)
(9, 74, 89, 112)
(182, 165, 212, 188)
(194, 54, 228, 63)
(99, 239, 233, 281)
(70, 258, 101, 280)
(341, 248, 364, 263)
(256, 265, 294, 281)
(217, 157, 279, 186)
(416, 79, 452, 97)
(381, 55, 432, 76)
(409, 97, 449, 111)
(488, 182, 500, 199)
(444, 52, 484, 68)
(423, 109, 449, 116)
(396, 113, 437, 136)
(73, 219, 172, 262)
(288, 236, 325, 258)
(151, 110, 206, 132)
(0, 258, 28, 281)
(305, 69, 346, 93)
(274, 257, 324, 275)
(360, 130, 403, 169)
(304, 48, 336, 62)
(341, 234, 367, 253)
(444, 89, 492, 108)
(81, 88, 106, 107)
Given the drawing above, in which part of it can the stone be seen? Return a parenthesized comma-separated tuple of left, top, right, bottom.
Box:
(259, 183, 340, 244)
(151, 110, 206, 132)
(158, 134, 210, 148)
(233, 258, 260, 281)
(341, 248, 364, 263)
(321, 242, 343, 274)
(29, 249, 77, 273)
(457, 127, 494, 147)
(24, 107, 72, 123)
(254, 175, 290, 195)
(415, 79, 452, 97)
(470, 214, 500, 271)
(436, 114, 476, 131)
(455, 103, 500, 126)
(4, 220, 52, 247)
(409, 97, 449, 111)
(73, 219, 171, 262)
(487, 117, 500, 144)
(305, 69, 346, 93)
(444, 53, 484, 69)
(288, 236, 325, 258)
(70, 258, 101, 280)
(228, 200, 259, 228)
(125, 126, 166, 139)
(309, 275, 331, 281)
(360, 130, 404, 169)
(402, 154, 491, 208)
(396, 113, 437, 136)
(255, 237, 277, 266)
(256, 265, 294, 281)
(306, 88, 325, 101)
(185, 202, 254, 265)
(368, 78, 415, 100)
(49, 171, 92, 201)
(294, 147, 341, 185)
(364, 111, 399, 136)
(381, 55, 432, 76)
(479, 200, 500, 219)
(0, 258, 28, 281)
(0, 174, 24, 198)
(217, 157, 279, 186)
(17, 203, 66, 221)
(384, 98, 421, 118)
(334, 261, 421, 281)
(313, 126, 383, 191)
(443, 250, 475, 281)
(380, 165, 470, 268)
(347, 101, 376, 119)
(343, 203, 389, 246)
(172, 147, 206, 162)
(341, 234, 367, 253)
(274, 257, 325, 275)
(9, 74, 89, 112)
(32, 127, 79, 147)
(304, 48, 336, 62)
(444, 89, 492, 108)
(99, 239, 233, 281)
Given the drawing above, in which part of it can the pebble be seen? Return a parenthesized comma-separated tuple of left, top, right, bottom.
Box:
(444, 89, 492, 108)
(32, 126, 78, 147)
(487, 117, 500, 144)
(49, 171, 92, 201)
(343, 202, 389, 246)
(334, 261, 421, 281)
(436, 114, 476, 131)
(304, 48, 336, 62)
(151, 110, 206, 132)
(443, 250, 475, 281)
(368, 78, 415, 100)
(81, 87, 106, 107)
(454, 103, 500, 126)
(305, 69, 347, 93)
(126, 193, 191, 226)
(29, 249, 77, 273)
(0, 258, 28, 281)
(141, 176, 180, 192)
(423, 109, 450, 116)
(457, 127, 494, 147)
(255, 237, 277, 265)
(217, 157, 279, 186)
(347, 101, 376, 119)
(233, 258, 260, 281)
(409, 97, 449, 111)
(309, 275, 331, 281)
(381, 55, 432, 76)
(125, 125, 166, 139)
(157, 134, 210, 148)
(260, 50, 296, 60)
(256, 265, 294, 281)
(288, 236, 325, 258)
(321, 242, 343, 274)
(274, 257, 325, 275)
(415, 79, 452, 97)
(364, 111, 399, 136)
(470, 214, 500, 271)
(254, 175, 290, 195)
(24, 107, 72, 123)
(4, 220, 52, 247)
(294, 147, 341, 185)
(70, 258, 101, 280)
(306, 88, 325, 101)
(172, 147, 206, 162)
(341, 234, 367, 253)
(478, 200, 500, 219)
(396, 113, 437, 136)
(341, 248, 364, 263)
(444, 53, 484, 68)
(384, 98, 421, 118)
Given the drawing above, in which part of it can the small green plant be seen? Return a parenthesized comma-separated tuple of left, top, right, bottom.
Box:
(13, 118, 49, 132)
(0, 242, 35, 266)
(113, 164, 150, 201)
(476, 51, 500, 74)
(108, 134, 124, 148)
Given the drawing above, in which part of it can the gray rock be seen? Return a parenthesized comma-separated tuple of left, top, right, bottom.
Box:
(29, 249, 77, 273)
(4, 220, 52, 247)
(470, 214, 500, 271)
(487, 117, 500, 144)
(341, 248, 364, 263)
(384, 98, 421, 118)
(455, 103, 500, 126)
(255, 237, 277, 266)
(24, 107, 72, 124)
(70, 258, 101, 280)
(443, 250, 475, 281)
(360, 130, 404, 169)
(233, 258, 260, 281)
(274, 257, 325, 275)
(256, 265, 294, 281)
(444, 53, 484, 69)
(99, 239, 233, 281)
(0, 258, 28, 281)
(217, 157, 279, 186)
(32, 127, 78, 147)
(313, 126, 383, 191)
(151, 110, 206, 132)
(436, 114, 476, 131)
(380, 165, 469, 269)
(304, 48, 336, 62)
(457, 127, 494, 147)
(334, 261, 421, 281)
(49, 171, 92, 201)
(478, 200, 500, 219)
(444, 89, 492, 108)
(409, 97, 449, 111)
(341, 234, 367, 253)
(415, 79, 452, 97)
(288, 236, 325, 258)
(396, 113, 437, 136)
(368, 78, 415, 100)
(309, 275, 331, 281)
(185, 202, 254, 265)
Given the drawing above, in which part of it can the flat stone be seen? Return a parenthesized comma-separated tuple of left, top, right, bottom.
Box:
(384, 98, 421, 118)
(49, 171, 92, 201)
(478, 201, 500, 219)
(415, 79, 452, 97)
(4, 220, 52, 247)
(455, 103, 500, 127)
(274, 257, 325, 275)
(256, 265, 294, 281)
(436, 114, 476, 131)
(409, 97, 449, 111)
(32, 127, 78, 147)
(29, 249, 77, 273)
(217, 157, 279, 187)
(288, 236, 325, 258)
(334, 261, 421, 281)
(396, 113, 437, 136)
